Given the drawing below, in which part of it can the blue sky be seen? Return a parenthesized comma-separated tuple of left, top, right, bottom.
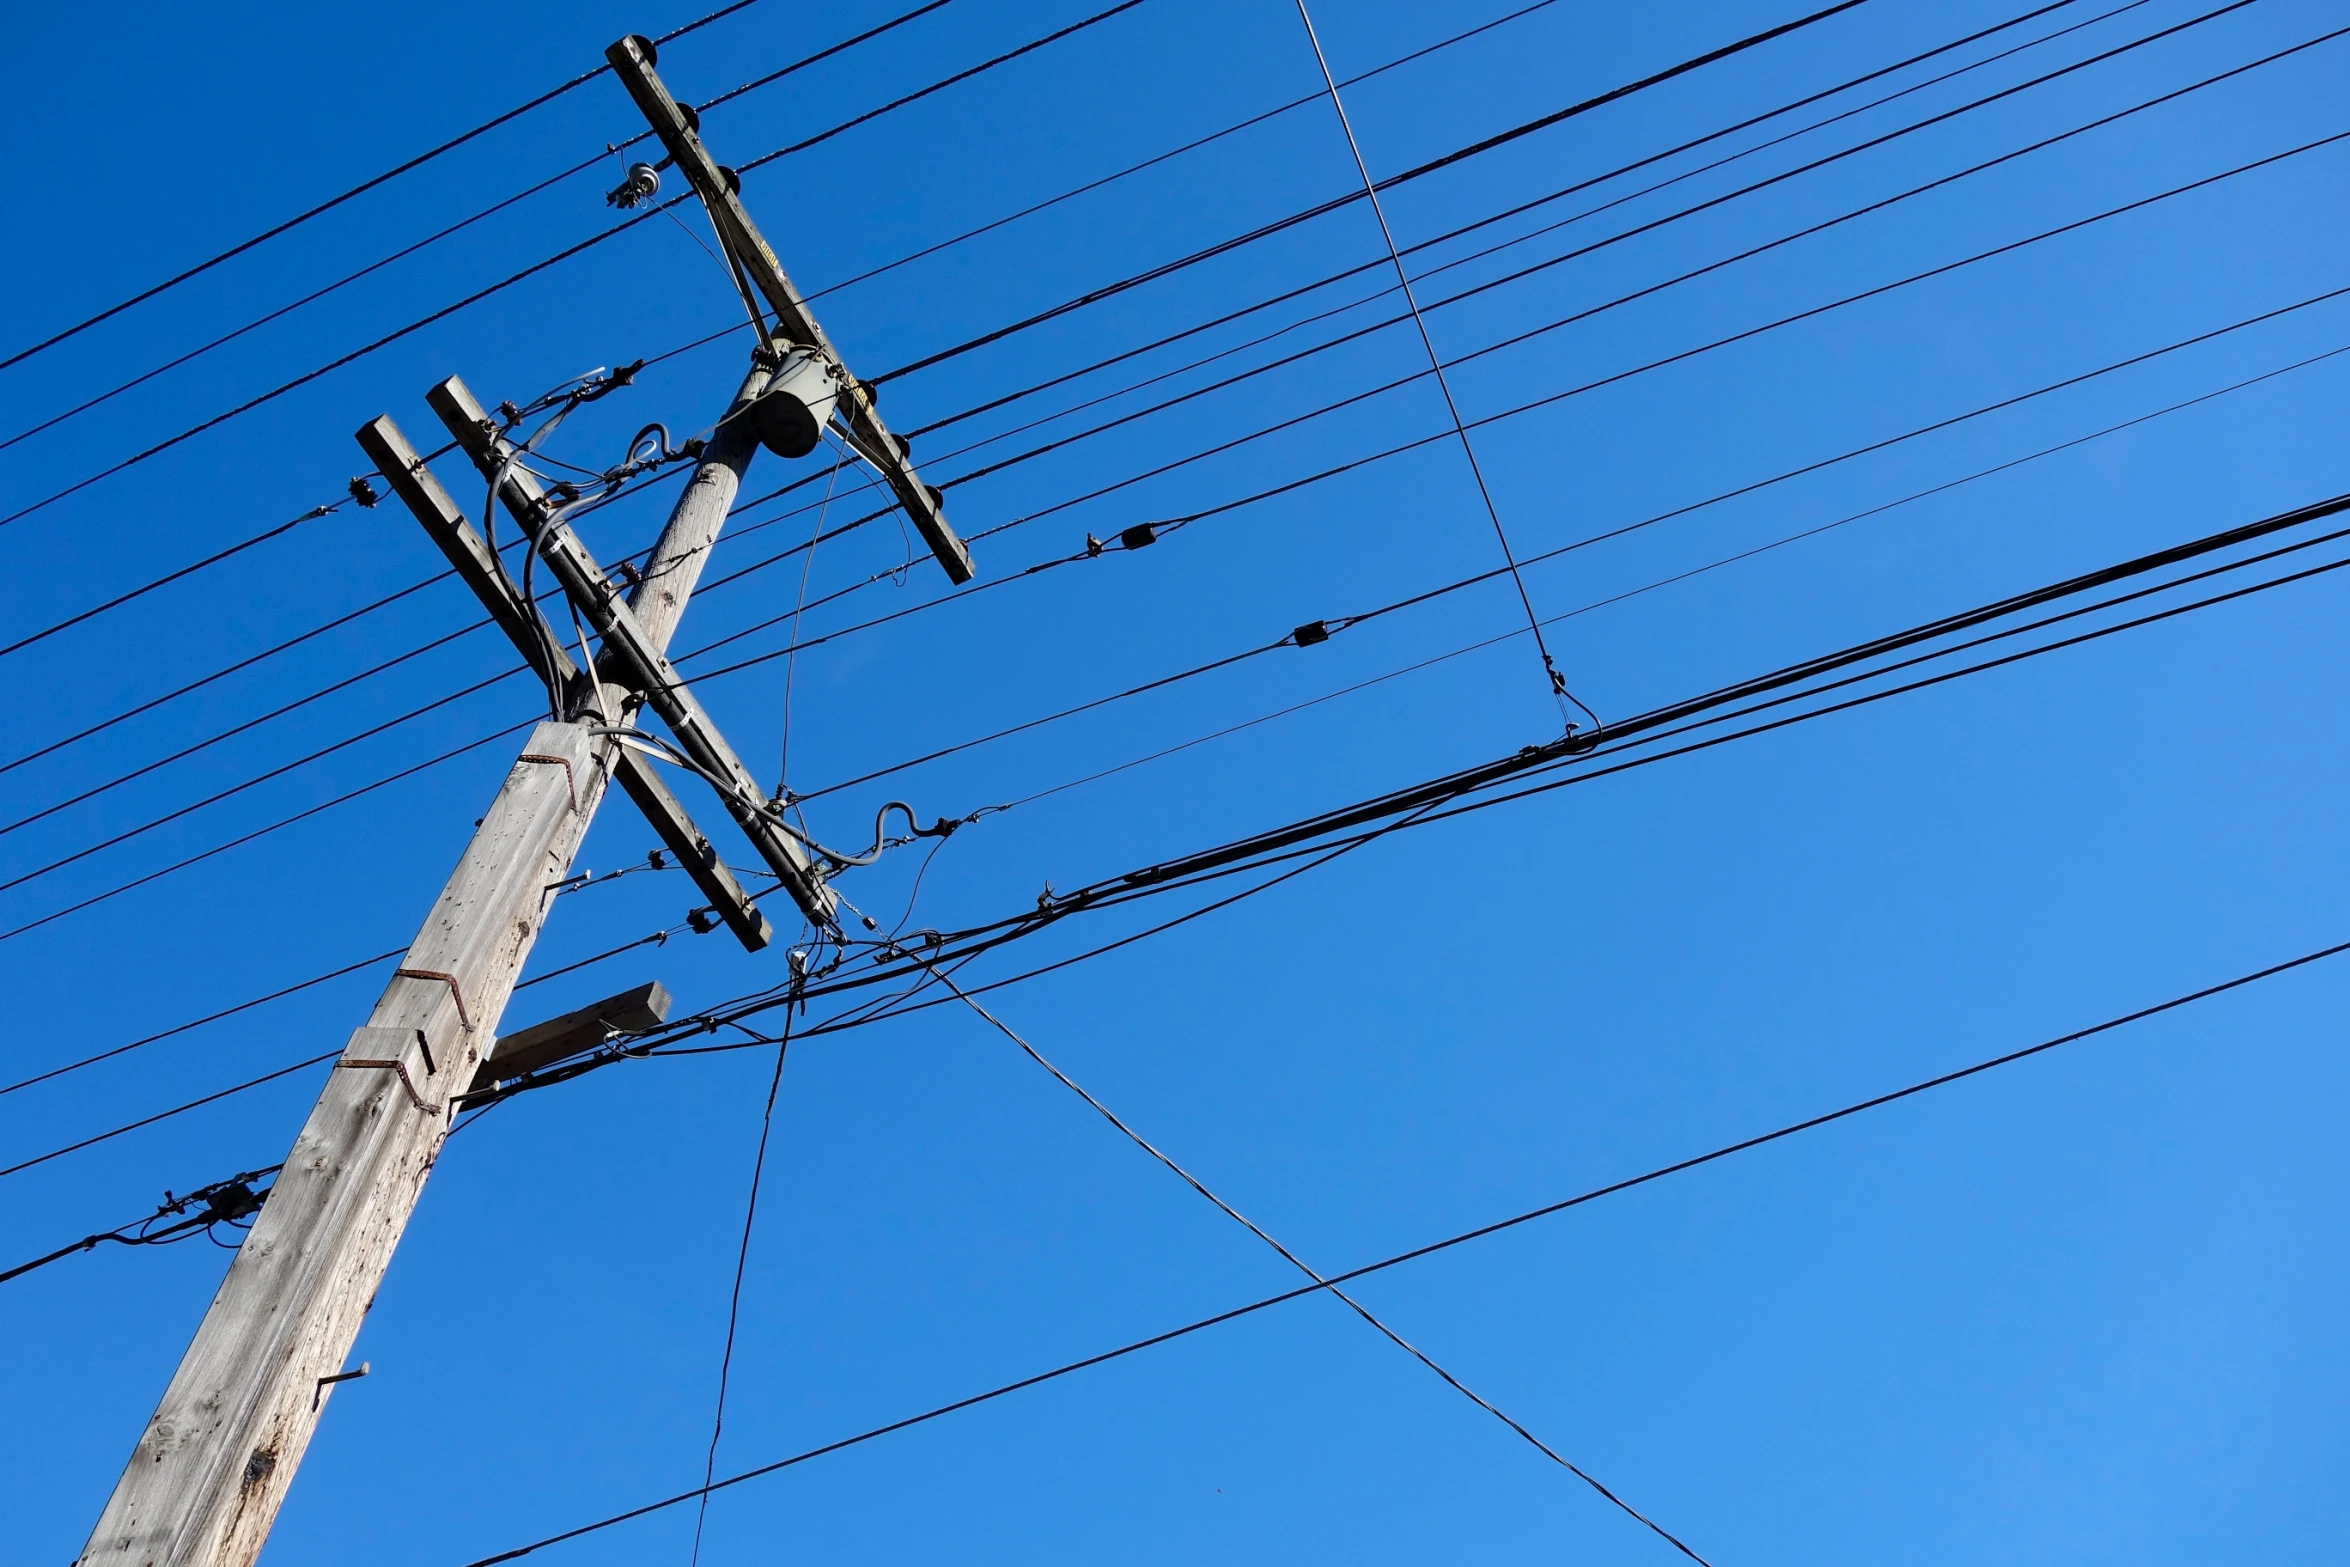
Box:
(2, 0, 2345, 1562)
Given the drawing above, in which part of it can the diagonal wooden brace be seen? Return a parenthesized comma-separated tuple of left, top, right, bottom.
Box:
(357, 411, 778, 952)
(603, 32, 975, 585)
(424, 376, 838, 933)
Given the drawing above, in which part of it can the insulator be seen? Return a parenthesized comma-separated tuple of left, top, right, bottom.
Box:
(606, 162, 663, 209)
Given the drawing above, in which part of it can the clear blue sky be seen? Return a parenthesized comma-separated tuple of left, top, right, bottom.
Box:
(2, 1, 2345, 1562)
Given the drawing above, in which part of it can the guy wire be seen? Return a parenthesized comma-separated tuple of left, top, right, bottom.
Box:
(1290, 0, 1599, 732)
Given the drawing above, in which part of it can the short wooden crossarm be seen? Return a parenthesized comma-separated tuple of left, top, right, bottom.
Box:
(426, 376, 838, 932)
(603, 32, 975, 585)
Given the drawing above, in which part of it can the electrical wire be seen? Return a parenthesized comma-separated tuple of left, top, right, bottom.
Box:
(0, 0, 769, 377)
(0, 913, 700, 1173)
(451, 934, 2350, 1566)
(0, 1053, 338, 1182)
(0, 0, 966, 459)
(735, 0, 1148, 178)
(0, 0, 2110, 693)
(867, 0, 2236, 387)
(882, 0, 2130, 449)
(793, 0, 1595, 309)
(445, 488, 2350, 1073)
(1290, 0, 1590, 728)
(687, 1005, 798, 1567)
(0, 947, 404, 1100)
(937, 970, 1712, 1563)
(56, 524, 2345, 1190)
(0, 0, 1154, 534)
(10, 275, 2336, 943)
(12, 56, 2331, 896)
(1, 1164, 283, 1286)
(903, 23, 2350, 512)
(965, 338, 2350, 822)
(784, 329, 2350, 809)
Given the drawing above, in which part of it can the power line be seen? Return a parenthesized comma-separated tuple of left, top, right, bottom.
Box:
(0, 1053, 338, 1182)
(917, 22, 2350, 513)
(0, 0, 1154, 535)
(0, 0, 1570, 654)
(938, 969, 1713, 1563)
(0, 0, 769, 377)
(0, 947, 404, 1099)
(462, 489, 2350, 1069)
(0, 915, 693, 1170)
(686, 1006, 798, 1567)
(10, 279, 2336, 943)
(870, 0, 1895, 386)
(452, 934, 2350, 1565)
(1289, 0, 1590, 727)
(784, 329, 2350, 809)
(793, 0, 1597, 310)
(13, 80, 2330, 882)
(0, 0, 2107, 693)
(886, 0, 2129, 450)
(1, 1165, 282, 1287)
(36, 508, 2345, 1186)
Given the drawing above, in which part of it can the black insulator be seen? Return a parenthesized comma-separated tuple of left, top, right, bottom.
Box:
(1292, 620, 1330, 647)
(347, 476, 379, 509)
(687, 908, 721, 935)
(1119, 522, 1158, 550)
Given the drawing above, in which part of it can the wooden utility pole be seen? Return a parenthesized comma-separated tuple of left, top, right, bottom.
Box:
(74, 363, 769, 1567)
(77, 39, 966, 1563)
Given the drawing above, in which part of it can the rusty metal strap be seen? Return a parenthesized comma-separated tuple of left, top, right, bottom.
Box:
(394, 967, 475, 1033)
(518, 752, 580, 814)
(337, 1058, 438, 1116)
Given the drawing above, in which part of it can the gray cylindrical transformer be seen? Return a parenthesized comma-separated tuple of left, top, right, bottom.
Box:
(744, 345, 840, 459)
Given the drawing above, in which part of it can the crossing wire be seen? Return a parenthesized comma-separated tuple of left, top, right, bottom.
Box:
(6, 260, 2339, 947)
(940, 968, 1713, 1563)
(0, 0, 1158, 535)
(0, 0, 2076, 679)
(27, 532, 2348, 1186)
(866, 0, 2245, 386)
(887, 0, 2132, 449)
(25, 322, 2327, 1113)
(68, 496, 2350, 1175)
(0, 0, 771, 377)
(0, 0, 964, 461)
(779, 327, 2350, 807)
(904, 23, 2350, 510)
(451, 935, 2350, 1565)
(28, 19, 2319, 807)
(1289, 0, 1592, 727)
(8, 44, 2328, 919)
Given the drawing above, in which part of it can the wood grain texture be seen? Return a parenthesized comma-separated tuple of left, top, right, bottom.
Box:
(79, 370, 772, 1567)
(428, 374, 838, 930)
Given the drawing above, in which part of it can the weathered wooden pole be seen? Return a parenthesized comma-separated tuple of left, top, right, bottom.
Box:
(76, 359, 774, 1567)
